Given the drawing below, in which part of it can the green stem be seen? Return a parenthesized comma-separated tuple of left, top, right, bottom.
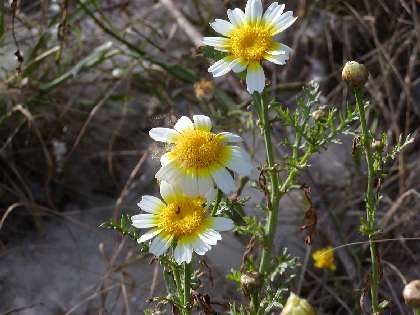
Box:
(252, 93, 281, 274)
(183, 262, 192, 315)
(171, 262, 184, 312)
(354, 88, 380, 314)
(414, 308, 420, 315)
(211, 189, 222, 216)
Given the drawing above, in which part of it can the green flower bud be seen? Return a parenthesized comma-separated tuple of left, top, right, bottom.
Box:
(403, 280, 420, 308)
(240, 272, 262, 296)
(281, 292, 316, 315)
(342, 61, 369, 88)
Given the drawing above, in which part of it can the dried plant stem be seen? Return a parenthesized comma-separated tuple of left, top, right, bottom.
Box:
(253, 92, 281, 275)
(354, 88, 380, 314)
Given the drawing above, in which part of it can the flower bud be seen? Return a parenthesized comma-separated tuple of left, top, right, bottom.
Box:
(281, 292, 316, 315)
(403, 280, 420, 308)
(240, 272, 262, 296)
(312, 107, 327, 121)
(342, 61, 369, 88)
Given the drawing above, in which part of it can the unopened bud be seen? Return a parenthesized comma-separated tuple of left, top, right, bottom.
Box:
(342, 61, 369, 88)
(281, 292, 316, 315)
(312, 108, 327, 121)
(240, 272, 262, 296)
(403, 280, 420, 308)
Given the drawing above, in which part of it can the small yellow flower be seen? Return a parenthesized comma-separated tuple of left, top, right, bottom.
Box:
(281, 292, 316, 315)
(312, 247, 336, 271)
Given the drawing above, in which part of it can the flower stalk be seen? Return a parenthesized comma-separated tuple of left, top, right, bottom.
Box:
(252, 92, 281, 274)
(354, 87, 380, 313)
(183, 262, 192, 315)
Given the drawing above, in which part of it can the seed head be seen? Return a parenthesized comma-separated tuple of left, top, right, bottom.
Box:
(403, 280, 420, 308)
(194, 79, 214, 101)
(240, 272, 262, 296)
(342, 61, 369, 88)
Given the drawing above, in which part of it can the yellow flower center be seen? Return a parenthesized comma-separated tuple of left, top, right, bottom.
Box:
(157, 197, 206, 237)
(171, 129, 225, 170)
(229, 24, 273, 62)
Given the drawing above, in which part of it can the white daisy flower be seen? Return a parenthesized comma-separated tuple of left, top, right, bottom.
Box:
(202, 0, 297, 94)
(149, 115, 252, 195)
(132, 181, 234, 264)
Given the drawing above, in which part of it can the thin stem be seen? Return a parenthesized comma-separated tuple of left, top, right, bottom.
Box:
(415, 308, 420, 315)
(354, 88, 380, 313)
(183, 262, 192, 315)
(211, 189, 222, 216)
(252, 93, 281, 274)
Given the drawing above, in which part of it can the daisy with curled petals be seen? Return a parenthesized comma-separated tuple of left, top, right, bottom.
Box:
(202, 0, 297, 94)
(149, 115, 252, 195)
(132, 181, 234, 264)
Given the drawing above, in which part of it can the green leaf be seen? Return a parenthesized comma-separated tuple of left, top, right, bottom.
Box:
(202, 45, 227, 61)
(39, 41, 116, 92)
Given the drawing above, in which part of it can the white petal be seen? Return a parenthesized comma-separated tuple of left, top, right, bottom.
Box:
(150, 234, 173, 256)
(174, 116, 194, 132)
(193, 115, 212, 131)
(229, 58, 248, 73)
(137, 196, 165, 213)
(197, 176, 213, 196)
(227, 8, 245, 26)
(225, 146, 253, 176)
(174, 242, 193, 264)
(268, 42, 293, 55)
(218, 132, 243, 143)
(202, 37, 228, 51)
(192, 237, 212, 255)
(264, 52, 290, 65)
(212, 217, 234, 232)
(246, 62, 265, 94)
(245, 0, 263, 23)
(156, 162, 183, 183)
(209, 57, 233, 77)
(263, 2, 285, 22)
(159, 181, 180, 203)
(199, 229, 222, 246)
(178, 172, 198, 197)
(211, 167, 235, 194)
(205, 186, 216, 205)
(210, 19, 234, 36)
(138, 229, 162, 243)
(271, 11, 297, 35)
(160, 153, 171, 166)
(149, 128, 178, 143)
(132, 214, 158, 228)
